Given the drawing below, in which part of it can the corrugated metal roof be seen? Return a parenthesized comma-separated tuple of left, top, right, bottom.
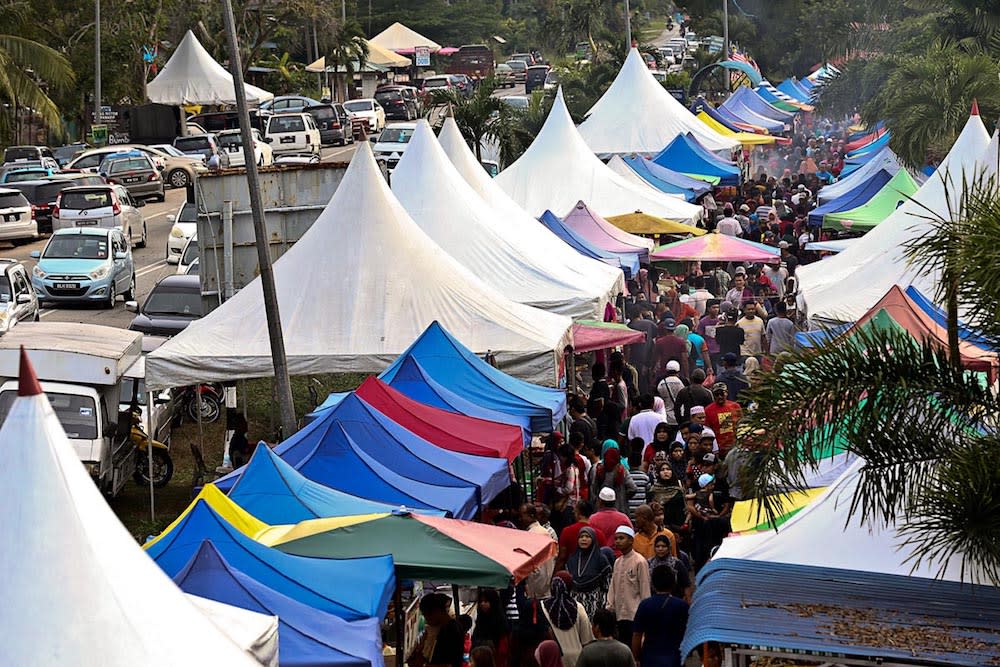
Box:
(682, 558, 1000, 666)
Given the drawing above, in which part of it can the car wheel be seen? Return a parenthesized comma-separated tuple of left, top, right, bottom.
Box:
(154, 193, 165, 203)
(136, 223, 147, 249)
(124, 273, 135, 301)
(168, 169, 190, 188)
(104, 281, 116, 309)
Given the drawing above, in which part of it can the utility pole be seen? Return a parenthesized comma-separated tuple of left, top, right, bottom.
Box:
(220, 0, 298, 439)
(624, 0, 632, 48)
(94, 0, 101, 127)
(342, 0, 346, 22)
(722, 0, 730, 91)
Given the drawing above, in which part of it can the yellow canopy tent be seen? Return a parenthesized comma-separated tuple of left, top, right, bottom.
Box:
(697, 111, 775, 146)
(605, 210, 706, 236)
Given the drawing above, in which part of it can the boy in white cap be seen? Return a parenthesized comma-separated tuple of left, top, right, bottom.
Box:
(606, 525, 651, 644)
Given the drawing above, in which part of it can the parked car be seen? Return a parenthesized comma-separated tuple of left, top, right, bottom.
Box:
(172, 134, 230, 169)
(272, 153, 321, 166)
(187, 109, 268, 134)
(525, 65, 550, 94)
(143, 145, 208, 188)
(510, 52, 535, 65)
(0, 258, 39, 331)
(450, 74, 474, 98)
(0, 160, 60, 182)
(421, 75, 455, 97)
(494, 63, 516, 88)
(215, 128, 274, 167)
(500, 95, 530, 111)
(2, 146, 56, 164)
(53, 185, 147, 248)
(176, 233, 198, 275)
(504, 60, 528, 83)
(165, 201, 197, 264)
(374, 87, 417, 121)
(260, 95, 322, 114)
(342, 98, 386, 133)
(6, 178, 98, 234)
(370, 123, 416, 173)
(304, 103, 355, 146)
(98, 152, 164, 202)
(0, 188, 37, 243)
(30, 226, 135, 308)
(264, 113, 321, 156)
(127, 274, 203, 337)
(1, 168, 57, 184)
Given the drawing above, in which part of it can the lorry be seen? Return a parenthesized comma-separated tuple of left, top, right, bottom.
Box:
(446, 44, 495, 80)
(0, 322, 152, 496)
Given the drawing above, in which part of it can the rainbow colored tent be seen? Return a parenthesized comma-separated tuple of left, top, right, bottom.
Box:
(822, 169, 919, 231)
(651, 233, 780, 263)
(537, 210, 639, 278)
(696, 111, 776, 146)
(560, 200, 656, 262)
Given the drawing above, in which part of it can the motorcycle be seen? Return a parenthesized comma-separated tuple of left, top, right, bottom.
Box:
(130, 409, 174, 488)
(178, 383, 224, 424)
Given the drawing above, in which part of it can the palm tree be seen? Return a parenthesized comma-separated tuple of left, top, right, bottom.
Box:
(427, 77, 503, 162)
(0, 1, 73, 139)
(741, 176, 1000, 585)
(327, 20, 368, 102)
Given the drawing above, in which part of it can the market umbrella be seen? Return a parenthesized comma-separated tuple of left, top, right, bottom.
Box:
(271, 510, 556, 588)
(606, 210, 707, 236)
(651, 233, 780, 263)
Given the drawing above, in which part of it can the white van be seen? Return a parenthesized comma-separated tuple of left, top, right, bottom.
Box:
(53, 185, 147, 248)
(264, 113, 321, 156)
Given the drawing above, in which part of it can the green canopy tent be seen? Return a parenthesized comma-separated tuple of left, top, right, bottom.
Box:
(822, 169, 918, 231)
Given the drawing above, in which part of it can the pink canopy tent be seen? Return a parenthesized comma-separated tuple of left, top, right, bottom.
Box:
(562, 201, 654, 263)
(651, 234, 780, 263)
(571, 321, 646, 353)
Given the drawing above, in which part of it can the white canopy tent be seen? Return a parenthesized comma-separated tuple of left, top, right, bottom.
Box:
(146, 144, 572, 389)
(306, 40, 411, 72)
(797, 107, 993, 324)
(147, 30, 273, 105)
(0, 351, 262, 666)
(392, 121, 616, 319)
(369, 22, 442, 53)
(188, 595, 279, 667)
(715, 458, 988, 583)
(496, 88, 704, 222)
(578, 49, 739, 155)
(436, 117, 626, 303)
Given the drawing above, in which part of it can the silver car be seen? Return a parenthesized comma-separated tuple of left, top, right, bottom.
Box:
(0, 259, 39, 332)
(53, 185, 147, 248)
(0, 188, 38, 242)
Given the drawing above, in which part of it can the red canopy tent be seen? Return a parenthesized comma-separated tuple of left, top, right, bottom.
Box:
(844, 126, 887, 153)
(355, 376, 525, 463)
(572, 321, 646, 353)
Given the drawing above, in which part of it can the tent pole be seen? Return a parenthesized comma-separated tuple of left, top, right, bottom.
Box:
(452, 584, 461, 619)
(395, 583, 404, 667)
(147, 390, 155, 522)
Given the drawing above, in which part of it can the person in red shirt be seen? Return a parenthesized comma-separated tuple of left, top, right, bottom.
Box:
(653, 319, 690, 382)
(588, 488, 633, 550)
(554, 500, 608, 570)
(704, 382, 743, 456)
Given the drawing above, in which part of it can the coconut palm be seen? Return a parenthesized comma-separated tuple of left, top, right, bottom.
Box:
(0, 1, 73, 137)
(327, 19, 368, 102)
(427, 77, 503, 162)
(741, 176, 1000, 585)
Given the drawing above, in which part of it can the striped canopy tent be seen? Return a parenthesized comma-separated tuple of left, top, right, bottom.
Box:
(696, 111, 776, 145)
(572, 320, 647, 353)
(822, 168, 919, 231)
(651, 233, 780, 263)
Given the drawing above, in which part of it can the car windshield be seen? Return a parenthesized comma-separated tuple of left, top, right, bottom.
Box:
(506, 61, 525, 70)
(0, 193, 27, 209)
(60, 190, 112, 210)
(178, 202, 197, 223)
(375, 91, 402, 103)
(4, 148, 38, 162)
(308, 107, 335, 120)
(107, 158, 149, 174)
(0, 390, 98, 439)
(502, 97, 529, 110)
(5, 170, 46, 182)
(174, 138, 210, 152)
(216, 133, 242, 148)
(343, 101, 372, 113)
(54, 145, 86, 160)
(0, 276, 11, 302)
(545, 72, 559, 84)
(43, 235, 109, 259)
(153, 145, 185, 157)
(119, 377, 148, 406)
(377, 127, 414, 144)
(182, 239, 199, 265)
(143, 285, 202, 316)
(269, 116, 305, 133)
(424, 79, 448, 88)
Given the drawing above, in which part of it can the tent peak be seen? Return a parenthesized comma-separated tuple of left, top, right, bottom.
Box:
(972, 98, 980, 116)
(17, 346, 41, 396)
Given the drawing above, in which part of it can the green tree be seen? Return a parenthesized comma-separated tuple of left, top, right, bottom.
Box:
(490, 89, 552, 167)
(328, 19, 369, 102)
(428, 76, 503, 161)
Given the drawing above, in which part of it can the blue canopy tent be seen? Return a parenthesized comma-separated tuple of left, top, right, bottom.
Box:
(224, 443, 446, 524)
(175, 541, 385, 667)
(807, 169, 893, 228)
(215, 418, 478, 518)
(846, 131, 891, 159)
(904, 286, 995, 351)
(817, 147, 900, 203)
(268, 392, 509, 512)
(379, 322, 567, 433)
(538, 210, 636, 278)
(719, 95, 786, 133)
(653, 134, 741, 186)
(777, 78, 811, 103)
(728, 87, 795, 123)
(622, 155, 711, 201)
(794, 322, 853, 348)
(847, 121, 884, 142)
(144, 500, 395, 621)
(681, 559, 1000, 667)
(698, 101, 746, 133)
(713, 104, 772, 133)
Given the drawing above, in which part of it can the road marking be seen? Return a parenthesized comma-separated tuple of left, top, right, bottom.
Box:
(136, 259, 168, 277)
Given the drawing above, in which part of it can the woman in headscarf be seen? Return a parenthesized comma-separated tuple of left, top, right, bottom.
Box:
(534, 640, 564, 667)
(641, 422, 673, 471)
(471, 588, 510, 665)
(566, 527, 613, 619)
(647, 461, 688, 535)
(590, 446, 636, 514)
(540, 574, 593, 667)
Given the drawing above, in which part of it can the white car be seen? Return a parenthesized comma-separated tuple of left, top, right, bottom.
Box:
(53, 185, 147, 248)
(371, 123, 416, 173)
(0, 189, 37, 242)
(215, 128, 274, 167)
(343, 98, 386, 133)
(264, 113, 321, 156)
(177, 233, 198, 275)
(165, 201, 197, 264)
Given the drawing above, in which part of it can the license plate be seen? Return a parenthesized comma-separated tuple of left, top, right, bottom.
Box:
(227, 146, 240, 152)
(123, 176, 141, 183)
(280, 136, 296, 144)
(74, 220, 98, 226)
(3, 214, 18, 222)
(54, 282, 78, 289)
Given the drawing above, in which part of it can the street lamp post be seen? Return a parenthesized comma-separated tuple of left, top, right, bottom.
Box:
(625, 0, 632, 48)
(722, 0, 730, 92)
(94, 0, 101, 126)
